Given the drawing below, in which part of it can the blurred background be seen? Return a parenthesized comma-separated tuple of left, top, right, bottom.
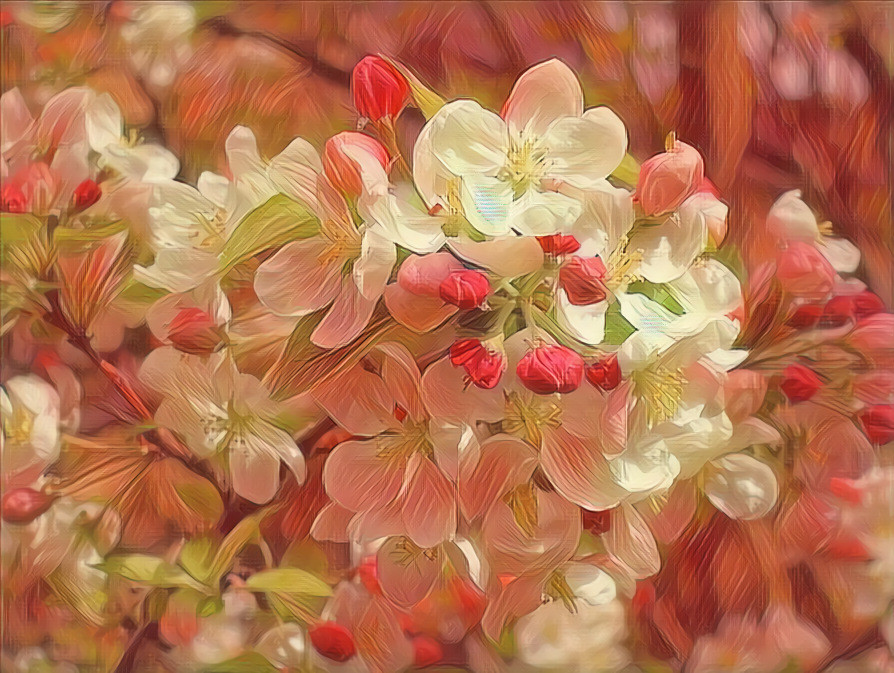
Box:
(3, 0, 892, 301)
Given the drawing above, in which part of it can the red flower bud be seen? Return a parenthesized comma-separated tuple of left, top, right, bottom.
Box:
(2, 488, 56, 524)
(826, 536, 871, 562)
(439, 269, 491, 310)
(72, 179, 101, 211)
(852, 291, 885, 321)
(167, 307, 224, 354)
(412, 635, 443, 668)
(636, 140, 705, 216)
(828, 477, 863, 505)
(309, 621, 356, 662)
(516, 344, 585, 394)
(536, 234, 580, 257)
(352, 55, 410, 121)
(780, 364, 822, 403)
(787, 303, 823, 329)
(1, 183, 27, 213)
(860, 404, 894, 445)
(559, 256, 608, 305)
(323, 131, 390, 198)
(357, 555, 381, 595)
(449, 339, 505, 389)
(819, 295, 855, 328)
(586, 355, 622, 391)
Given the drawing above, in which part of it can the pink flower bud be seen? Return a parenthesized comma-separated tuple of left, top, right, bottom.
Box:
(397, 252, 463, 297)
(322, 131, 390, 197)
(1, 183, 27, 213)
(310, 621, 356, 662)
(516, 344, 584, 394)
(439, 269, 491, 310)
(352, 55, 411, 121)
(860, 405, 894, 445)
(852, 291, 885, 321)
(780, 364, 823, 403)
(828, 477, 863, 505)
(449, 339, 505, 389)
(559, 256, 608, 305)
(636, 139, 705, 215)
(586, 354, 621, 391)
(167, 307, 224, 354)
(72, 179, 101, 211)
(819, 295, 856, 328)
(536, 234, 580, 257)
(2, 488, 56, 524)
(412, 635, 443, 668)
(848, 314, 894, 355)
(776, 242, 836, 297)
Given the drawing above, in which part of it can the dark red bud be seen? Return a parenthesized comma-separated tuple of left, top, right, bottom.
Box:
(516, 344, 585, 395)
(536, 234, 580, 257)
(439, 270, 491, 310)
(2, 488, 56, 524)
(449, 339, 505, 389)
(309, 621, 356, 662)
(1, 183, 27, 213)
(780, 364, 823, 403)
(787, 303, 823, 329)
(559, 257, 608, 305)
(586, 355, 622, 391)
(860, 404, 894, 445)
(72, 179, 101, 211)
(352, 55, 411, 121)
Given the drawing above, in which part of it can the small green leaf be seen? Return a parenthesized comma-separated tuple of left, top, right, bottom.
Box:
(0, 213, 43, 264)
(611, 153, 641, 187)
(602, 302, 637, 345)
(381, 56, 446, 120)
(208, 514, 262, 583)
(246, 568, 332, 597)
(174, 479, 225, 527)
(627, 280, 685, 316)
(220, 194, 320, 271)
(180, 537, 215, 583)
(54, 220, 128, 247)
(100, 554, 205, 590)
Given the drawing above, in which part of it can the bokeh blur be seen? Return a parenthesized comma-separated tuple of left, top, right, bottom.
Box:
(4, 1, 891, 299)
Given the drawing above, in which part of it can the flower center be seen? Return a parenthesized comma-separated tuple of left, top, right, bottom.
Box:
(499, 134, 548, 198)
(503, 391, 562, 448)
(631, 366, 687, 424)
(375, 419, 432, 461)
(319, 221, 362, 267)
(4, 405, 35, 445)
(604, 234, 644, 290)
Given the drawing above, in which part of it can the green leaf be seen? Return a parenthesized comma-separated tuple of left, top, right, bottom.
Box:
(381, 56, 446, 120)
(627, 280, 685, 316)
(174, 478, 225, 527)
(0, 212, 43, 264)
(602, 302, 637, 345)
(100, 554, 205, 590)
(200, 652, 278, 673)
(180, 537, 215, 584)
(208, 514, 262, 583)
(54, 220, 128, 247)
(611, 153, 640, 187)
(245, 568, 332, 597)
(219, 194, 320, 271)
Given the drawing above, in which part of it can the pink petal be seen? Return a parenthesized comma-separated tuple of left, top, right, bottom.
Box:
(400, 454, 456, 549)
(540, 426, 628, 511)
(448, 236, 544, 279)
(481, 571, 550, 642)
(420, 356, 504, 425)
(323, 439, 403, 513)
(311, 280, 378, 349)
(376, 536, 441, 607)
(230, 440, 281, 505)
(310, 503, 354, 543)
(254, 239, 342, 316)
(460, 435, 538, 521)
(384, 283, 457, 333)
(397, 252, 463, 296)
(313, 366, 399, 436)
(501, 59, 584, 136)
(603, 504, 660, 579)
(375, 342, 425, 420)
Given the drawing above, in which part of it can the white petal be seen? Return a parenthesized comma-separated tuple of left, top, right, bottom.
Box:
(631, 202, 707, 284)
(609, 439, 680, 494)
(556, 291, 607, 345)
(668, 258, 742, 315)
(767, 189, 819, 242)
(818, 237, 860, 274)
(426, 100, 507, 177)
(704, 453, 778, 520)
(509, 189, 582, 236)
(459, 173, 513, 237)
(1, 88, 34, 153)
(563, 564, 617, 606)
(353, 226, 396, 300)
(543, 107, 628, 187)
(85, 93, 122, 153)
(267, 137, 322, 210)
(197, 171, 234, 211)
(503, 58, 584, 136)
(361, 194, 446, 254)
(570, 179, 634, 257)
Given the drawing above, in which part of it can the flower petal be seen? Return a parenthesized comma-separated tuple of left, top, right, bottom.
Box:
(502, 59, 584, 136)
(311, 280, 379, 349)
(230, 437, 281, 504)
(401, 454, 456, 548)
(426, 100, 507, 177)
(509, 189, 583, 236)
(254, 239, 342, 316)
(353, 226, 396, 300)
(323, 439, 403, 513)
(603, 503, 660, 579)
(448, 235, 544, 278)
(543, 107, 628, 187)
(556, 291, 607, 345)
(704, 453, 778, 520)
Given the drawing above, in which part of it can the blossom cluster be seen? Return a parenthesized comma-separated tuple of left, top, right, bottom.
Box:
(2, 52, 893, 673)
